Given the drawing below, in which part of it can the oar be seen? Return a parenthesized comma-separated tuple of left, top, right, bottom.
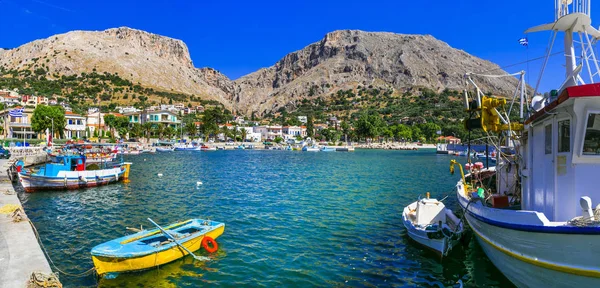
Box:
(147, 218, 209, 261)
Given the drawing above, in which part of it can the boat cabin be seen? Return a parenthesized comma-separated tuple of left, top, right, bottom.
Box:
(519, 83, 600, 222)
(38, 155, 86, 176)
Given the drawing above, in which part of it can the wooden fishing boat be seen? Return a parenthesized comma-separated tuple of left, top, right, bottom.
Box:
(16, 155, 132, 192)
(91, 219, 225, 276)
(402, 193, 463, 256)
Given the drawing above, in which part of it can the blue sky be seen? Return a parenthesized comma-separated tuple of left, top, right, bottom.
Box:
(0, 0, 598, 93)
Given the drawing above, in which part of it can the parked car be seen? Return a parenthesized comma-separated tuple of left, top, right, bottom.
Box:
(0, 148, 11, 159)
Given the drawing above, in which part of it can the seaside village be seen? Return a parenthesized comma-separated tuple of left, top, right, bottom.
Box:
(0, 88, 433, 152)
(0, 88, 312, 146)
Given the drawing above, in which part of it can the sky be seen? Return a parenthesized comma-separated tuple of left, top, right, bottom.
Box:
(0, 0, 598, 93)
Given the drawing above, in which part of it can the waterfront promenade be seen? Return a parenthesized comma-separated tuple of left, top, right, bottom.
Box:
(0, 159, 54, 288)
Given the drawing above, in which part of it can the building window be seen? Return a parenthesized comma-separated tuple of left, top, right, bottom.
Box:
(583, 113, 600, 155)
(558, 120, 570, 153)
(545, 124, 552, 154)
(68, 119, 73, 125)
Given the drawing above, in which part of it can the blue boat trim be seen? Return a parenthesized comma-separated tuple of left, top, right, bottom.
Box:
(459, 199, 600, 234)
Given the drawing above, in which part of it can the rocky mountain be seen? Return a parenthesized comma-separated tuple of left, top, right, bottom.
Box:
(0, 27, 233, 108)
(0, 28, 520, 116)
(233, 30, 520, 115)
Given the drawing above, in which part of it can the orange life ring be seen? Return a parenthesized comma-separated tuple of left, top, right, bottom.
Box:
(201, 236, 218, 253)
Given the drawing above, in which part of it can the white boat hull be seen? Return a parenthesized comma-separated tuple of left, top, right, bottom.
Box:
(402, 200, 463, 256)
(457, 185, 600, 287)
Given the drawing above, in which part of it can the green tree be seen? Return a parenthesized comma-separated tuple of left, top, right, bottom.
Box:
(31, 105, 66, 138)
(354, 112, 383, 142)
(340, 121, 350, 143)
(184, 121, 198, 140)
(274, 136, 283, 144)
(164, 126, 175, 139)
(419, 122, 442, 142)
(240, 127, 248, 142)
(142, 122, 153, 142)
(103, 114, 117, 137)
(306, 115, 315, 138)
(114, 116, 130, 139)
(395, 124, 413, 141)
(155, 123, 165, 139)
(129, 123, 142, 138)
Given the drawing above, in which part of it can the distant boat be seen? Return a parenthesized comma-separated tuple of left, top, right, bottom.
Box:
(320, 146, 336, 152)
(236, 145, 246, 150)
(402, 193, 464, 256)
(302, 146, 319, 152)
(174, 144, 200, 151)
(156, 147, 175, 152)
(201, 145, 217, 151)
(91, 219, 225, 276)
(16, 155, 132, 192)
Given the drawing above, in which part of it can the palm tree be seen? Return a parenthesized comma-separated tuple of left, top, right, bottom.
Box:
(142, 122, 153, 142)
(231, 124, 238, 144)
(240, 127, 248, 143)
(155, 123, 165, 140)
(164, 126, 174, 140)
(220, 125, 230, 142)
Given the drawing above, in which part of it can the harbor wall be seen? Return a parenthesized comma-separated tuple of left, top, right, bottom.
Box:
(0, 159, 55, 287)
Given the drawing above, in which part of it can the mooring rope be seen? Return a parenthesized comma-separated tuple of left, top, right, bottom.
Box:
(27, 219, 96, 278)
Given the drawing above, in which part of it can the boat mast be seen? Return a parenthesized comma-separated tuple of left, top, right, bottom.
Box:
(527, 0, 599, 98)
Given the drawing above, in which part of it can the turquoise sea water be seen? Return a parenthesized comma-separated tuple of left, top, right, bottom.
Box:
(18, 149, 515, 287)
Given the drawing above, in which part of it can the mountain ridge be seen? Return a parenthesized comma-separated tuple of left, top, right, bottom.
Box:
(0, 27, 520, 115)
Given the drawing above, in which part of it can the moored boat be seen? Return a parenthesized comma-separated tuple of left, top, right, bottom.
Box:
(452, 2, 600, 285)
(16, 155, 132, 192)
(156, 147, 175, 152)
(91, 219, 225, 276)
(201, 145, 217, 151)
(320, 146, 335, 152)
(402, 193, 463, 256)
(302, 145, 319, 152)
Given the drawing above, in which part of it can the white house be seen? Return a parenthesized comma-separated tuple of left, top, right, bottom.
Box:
(254, 125, 283, 141)
(64, 112, 86, 139)
(282, 126, 307, 140)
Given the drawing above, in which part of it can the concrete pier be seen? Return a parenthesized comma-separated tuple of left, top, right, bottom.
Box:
(0, 159, 54, 288)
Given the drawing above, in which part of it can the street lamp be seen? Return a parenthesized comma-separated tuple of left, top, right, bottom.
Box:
(45, 116, 54, 146)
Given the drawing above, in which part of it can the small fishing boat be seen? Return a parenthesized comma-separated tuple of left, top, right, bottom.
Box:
(91, 219, 225, 276)
(156, 147, 175, 152)
(302, 145, 320, 152)
(174, 143, 200, 151)
(16, 155, 132, 192)
(200, 145, 217, 151)
(402, 193, 463, 256)
(236, 145, 246, 150)
(320, 146, 336, 152)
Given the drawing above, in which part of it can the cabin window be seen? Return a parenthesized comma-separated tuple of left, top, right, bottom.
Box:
(558, 120, 570, 152)
(583, 113, 600, 155)
(545, 124, 552, 154)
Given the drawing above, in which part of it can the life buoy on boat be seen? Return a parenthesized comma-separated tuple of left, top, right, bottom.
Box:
(202, 236, 218, 253)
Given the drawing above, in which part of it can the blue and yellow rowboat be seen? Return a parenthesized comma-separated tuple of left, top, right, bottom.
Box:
(91, 219, 225, 275)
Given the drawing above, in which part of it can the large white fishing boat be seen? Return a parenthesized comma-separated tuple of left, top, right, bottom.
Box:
(453, 1, 600, 287)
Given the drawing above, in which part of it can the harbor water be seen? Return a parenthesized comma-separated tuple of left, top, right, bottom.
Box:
(18, 149, 515, 287)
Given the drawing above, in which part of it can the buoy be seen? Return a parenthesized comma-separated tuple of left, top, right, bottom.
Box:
(158, 173, 163, 177)
(196, 181, 202, 186)
(202, 236, 218, 253)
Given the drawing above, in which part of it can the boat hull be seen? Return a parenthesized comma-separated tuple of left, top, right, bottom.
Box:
(402, 202, 462, 256)
(18, 167, 126, 193)
(91, 224, 225, 275)
(457, 187, 600, 287)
